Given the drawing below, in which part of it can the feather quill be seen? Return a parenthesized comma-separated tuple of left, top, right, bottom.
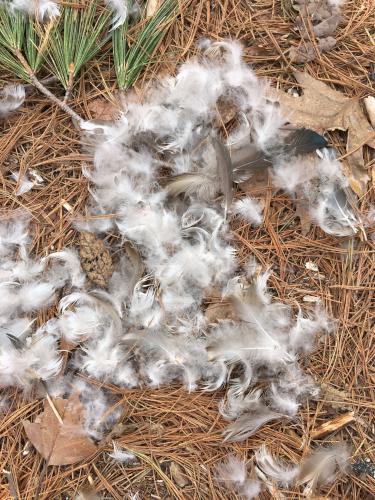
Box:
(212, 137, 233, 217)
(164, 173, 218, 200)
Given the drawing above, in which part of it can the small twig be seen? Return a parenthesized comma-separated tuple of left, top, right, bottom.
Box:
(15, 50, 83, 123)
(23, 76, 58, 93)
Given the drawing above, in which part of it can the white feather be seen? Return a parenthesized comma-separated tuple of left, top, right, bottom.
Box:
(255, 445, 300, 486)
(216, 455, 262, 499)
(0, 84, 25, 118)
(109, 442, 137, 463)
(46, 249, 86, 288)
(9, 0, 60, 20)
(233, 197, 263, 225)
(18, 282, 55, 312)
(105, 0, 130, 30)
(297, 444, 351, 495)
(10, 171, 35, 195)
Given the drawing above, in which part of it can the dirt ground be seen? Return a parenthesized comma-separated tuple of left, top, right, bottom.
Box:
(0, 1, 374, 498)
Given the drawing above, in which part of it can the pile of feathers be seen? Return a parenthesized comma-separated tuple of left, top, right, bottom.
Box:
(0, 40, 358, 496)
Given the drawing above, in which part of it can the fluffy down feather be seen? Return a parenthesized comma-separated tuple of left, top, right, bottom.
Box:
(255, 445, 300, 486)
(9, 0, 60, 20)
(105, 0, 133, 30)
(216, 455, 262, 499)
(232, 197, 263, 226)
(0, 85, 25, 118)
(297, 444, 351, 496)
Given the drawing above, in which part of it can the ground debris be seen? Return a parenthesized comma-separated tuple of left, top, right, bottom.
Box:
(79, 231, 113, 286)
(267, 72, 375, 195)
(23, 394, 97, 466)
(170, 461, 190, 488)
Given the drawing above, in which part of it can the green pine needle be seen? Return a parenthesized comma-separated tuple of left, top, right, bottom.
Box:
(112, 19, 129, 90)
(46, 1, 111, 89)
(0, 6, 29, 79)
(113, 0, 182, 90)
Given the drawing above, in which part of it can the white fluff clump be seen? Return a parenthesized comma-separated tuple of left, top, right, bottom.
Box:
(104, 0, 138, 30)
(76, 35, 332, 430)
(9, 0, 60, 20)
(272, 149, 362, 236)
(297, 444, 351, 496)
(0, 322, 62, 387)
(0, 84, 25, 118)
(109, 442, 137, 463)
(232, 197, 263, 226)
(0, 42, 337, 447)
(255, 445, 300, 486)
(0, 217, 86, 388)
(216, 455, 262, 499)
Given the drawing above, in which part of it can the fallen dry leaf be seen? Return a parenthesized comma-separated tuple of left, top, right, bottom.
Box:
(23, 394, 97, 466)
(170, 461, 190, 488)
(79, 232, 113, 286)
(268, 72, 375, 195)
(87, 98, 120, 121)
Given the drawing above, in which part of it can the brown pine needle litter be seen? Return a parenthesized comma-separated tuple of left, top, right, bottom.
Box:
(0, 0, 374, 498)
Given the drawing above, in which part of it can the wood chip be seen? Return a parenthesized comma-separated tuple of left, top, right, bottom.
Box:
(79, 232, 113, 286)
(311, 411, 356, 439)
(364, 96, 375, 128)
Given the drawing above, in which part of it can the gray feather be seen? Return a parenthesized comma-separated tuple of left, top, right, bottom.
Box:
(212, 137, 234, 217)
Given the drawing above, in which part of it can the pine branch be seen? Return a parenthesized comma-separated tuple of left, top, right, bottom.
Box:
(15, 49, 83, 122)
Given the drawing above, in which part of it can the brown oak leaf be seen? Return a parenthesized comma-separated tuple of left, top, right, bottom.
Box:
(79, 232, 113, 286)
(267, 72, 375, 195)
(23, 394, 97, 466)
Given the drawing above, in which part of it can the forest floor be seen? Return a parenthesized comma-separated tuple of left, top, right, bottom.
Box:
(0, 1, 374, 499)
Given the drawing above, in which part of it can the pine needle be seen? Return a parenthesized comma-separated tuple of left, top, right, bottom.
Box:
(0, 6, 28, 79)
(46, 1, 111, 89)
(112, 18, 129, 90)
(114, 0, 183, 90)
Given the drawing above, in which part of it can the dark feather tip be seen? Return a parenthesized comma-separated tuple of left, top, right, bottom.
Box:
(287, 128, 328, 155)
